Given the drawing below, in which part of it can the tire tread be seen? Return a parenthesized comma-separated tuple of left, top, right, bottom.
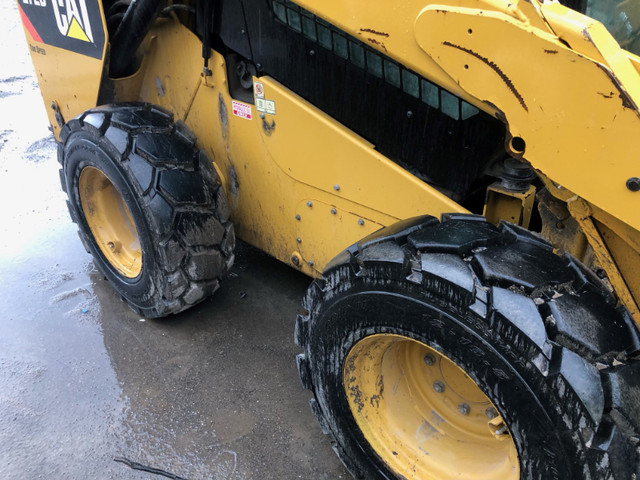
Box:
(59, 103, 234, 317)
(300, 215, 640, 479)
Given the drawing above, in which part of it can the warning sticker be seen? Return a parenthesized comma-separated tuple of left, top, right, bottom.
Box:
(256, 98, 276, 116)
(254, 81, 265, 99)
(232, 100, 252, 120)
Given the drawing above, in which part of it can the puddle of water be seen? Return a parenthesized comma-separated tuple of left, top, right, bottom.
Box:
(0, 233, 129, 479)
(0, 5, 211, 479)
(0, 4, 348, 480)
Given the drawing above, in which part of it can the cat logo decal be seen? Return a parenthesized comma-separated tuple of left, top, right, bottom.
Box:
(52, 0, 94, 43)
(18, 0, 105, 59)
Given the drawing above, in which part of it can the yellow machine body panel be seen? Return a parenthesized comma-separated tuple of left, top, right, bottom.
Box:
(277, 0, 640, 319)
(294, 0, 640, 233)
(19, 0, 640, 320)
(114, 19, 467, 275)
(17, 0, 107, 139)
(416, 3, 640, 232)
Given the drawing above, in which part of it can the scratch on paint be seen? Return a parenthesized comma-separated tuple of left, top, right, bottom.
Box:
(442, 41, 528, 112)
(359, 28, 389, 37)
(366, 38, 387, 52)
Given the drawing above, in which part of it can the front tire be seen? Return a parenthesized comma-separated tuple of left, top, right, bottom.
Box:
(296, 214, 640, 479)
(59, 104, 235, 317)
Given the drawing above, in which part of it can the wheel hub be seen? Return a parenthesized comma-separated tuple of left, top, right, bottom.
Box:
(344, 334, 519, 480)
(79, 166, 142, 278)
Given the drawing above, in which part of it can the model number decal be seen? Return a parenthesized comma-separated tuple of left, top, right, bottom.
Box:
(29, 43, 47, 55)
(232, 100, 252, 120)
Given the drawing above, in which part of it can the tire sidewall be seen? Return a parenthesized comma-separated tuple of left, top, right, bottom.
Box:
(63, 133, 158, 306)
(308, 282, 573, 480)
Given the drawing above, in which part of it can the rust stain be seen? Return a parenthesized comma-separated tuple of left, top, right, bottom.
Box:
(349, 383, 365, 412)
(218, 93, 229, 139)
(619, 92, 635, 109)
(261, 117, 276, 136)
(227, 165, 239, 198)
(359, 28, 389, 37)
(483, 100, 506, 122)
(597, 91, 615, 99)
(593, 62, 637, 110)
(366, 38, 387, 52)
(544, 49, 558, 54)
(443, 41, 528, 112)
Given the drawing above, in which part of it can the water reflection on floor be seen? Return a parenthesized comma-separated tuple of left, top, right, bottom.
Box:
(0, 4, 346, 479)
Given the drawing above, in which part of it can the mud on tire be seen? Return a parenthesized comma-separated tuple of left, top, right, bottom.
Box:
(59, 103, 235, 318)
(296, 214, 640, 480)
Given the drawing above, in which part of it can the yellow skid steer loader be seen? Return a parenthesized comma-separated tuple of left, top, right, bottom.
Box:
(18, 0, 640, 478)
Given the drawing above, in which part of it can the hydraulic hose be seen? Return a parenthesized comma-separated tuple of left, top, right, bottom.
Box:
(109, 0, 165, 78)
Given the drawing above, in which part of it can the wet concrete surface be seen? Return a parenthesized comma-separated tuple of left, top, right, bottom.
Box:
(0, 4, 348, 479)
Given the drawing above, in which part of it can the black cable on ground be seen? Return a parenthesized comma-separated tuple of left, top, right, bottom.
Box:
(114, 456, 189, 480)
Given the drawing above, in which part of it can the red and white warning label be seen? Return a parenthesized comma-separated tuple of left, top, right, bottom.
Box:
(232, 100, 252, 120)
(254, 81, 265, 98)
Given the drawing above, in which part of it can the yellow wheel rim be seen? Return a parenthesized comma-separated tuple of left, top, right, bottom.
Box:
(344, 334, 519, 480)
(79, 166, 142, 278)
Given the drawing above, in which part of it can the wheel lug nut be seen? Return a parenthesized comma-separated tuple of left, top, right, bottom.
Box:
(423, 354, 435, 366)
(433, 381, 445, 393)
(458, 403, 470, 415)
(485, 407, 498, 419)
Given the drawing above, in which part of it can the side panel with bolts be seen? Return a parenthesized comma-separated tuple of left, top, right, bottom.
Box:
(111, 32, 462, 277)
(108, 18, 467, 278)
(175, 45, 467, 277)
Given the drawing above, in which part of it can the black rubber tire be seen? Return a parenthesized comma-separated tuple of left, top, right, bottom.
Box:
(296, 214, 640, 480)
(59, 103, 235, 318)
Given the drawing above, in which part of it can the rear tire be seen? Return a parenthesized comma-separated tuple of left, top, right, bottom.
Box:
(59, 103, 235, 317)
(296, 214, 640, 480)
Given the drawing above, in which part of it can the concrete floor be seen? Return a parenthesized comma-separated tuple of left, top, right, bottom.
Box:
(0, 4, 348, 479)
